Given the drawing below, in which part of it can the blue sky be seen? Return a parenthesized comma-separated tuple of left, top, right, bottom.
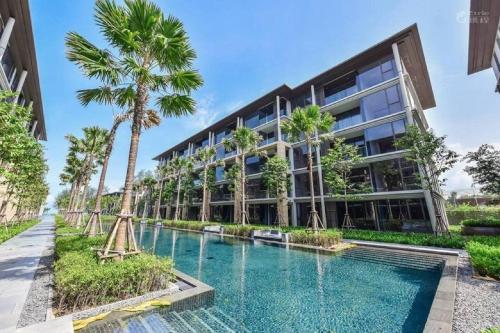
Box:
(29, 0, 500, 206)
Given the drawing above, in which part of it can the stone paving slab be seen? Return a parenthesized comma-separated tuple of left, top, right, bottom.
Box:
(0, 216, 54, 333)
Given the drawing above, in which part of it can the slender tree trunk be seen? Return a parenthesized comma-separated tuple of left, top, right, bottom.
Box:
(174, 173, 182, 221)
(142, 189, 148, 219)
(307, 140, 318, 230)
(154, 180, 163, 220)
(240, 153, 246, 225)
(114, 83, 147, 253)
(92, 121, 120, 214)
(77, 178, 90, 228)
(201, 165, 208, 222)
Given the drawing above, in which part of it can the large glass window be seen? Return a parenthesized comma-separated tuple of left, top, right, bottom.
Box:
(246, 155, 265, 175)
(259, 130, 276, 146)
(291, 91, 312, 110)
(294, 172, 320, 197)
(345, 136, 367, 157)
(323, 74, 358, 106)
(215, 166, 225, 182)
(365, 119, 406, 155)
(333, 107, 362, 131)
(361, 84, 402, 121)
(247, 179, 267, 199)
(357, 57, 397, 90)
(244, 103, 275, 128)
(216, 146, 225, 160)
(370, 158, 420, 192)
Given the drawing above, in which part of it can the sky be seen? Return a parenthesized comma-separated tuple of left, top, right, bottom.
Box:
(28, 0, 500, 207)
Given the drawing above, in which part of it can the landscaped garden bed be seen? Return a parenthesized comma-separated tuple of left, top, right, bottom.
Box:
(0, 219, 39, 244)
(461, 218, 500, 236)
(53, 216, 175, 315)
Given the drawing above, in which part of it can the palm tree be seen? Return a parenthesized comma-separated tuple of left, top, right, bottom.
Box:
(140, 175, 156, 219)
(66, 0, 203, 259)
(84, 110, 160, 237)
(281, 105, 334, 231)
(170, 157, 194, 221)
(195, 146, 216, 222)
(223, 127, 263, 225)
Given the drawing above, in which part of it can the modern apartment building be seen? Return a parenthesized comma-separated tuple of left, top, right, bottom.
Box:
(467, 0, 500, 92)
(0, 0, 46, 140)
(0, 0, 46, 221)
(153, 24, 447, 233)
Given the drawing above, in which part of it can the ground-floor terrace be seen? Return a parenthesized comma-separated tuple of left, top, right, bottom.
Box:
(159, 195, 436, 233)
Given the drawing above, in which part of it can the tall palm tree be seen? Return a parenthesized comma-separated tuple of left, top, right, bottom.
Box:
(65, 127, 108, 227)
(195, 146, 216, 222)
(141, 175, 156, 219)
(66, 0, 202, 258)
(223, 127, 263, 225)
(281, 105, 334, 231)
(84, 110, 160, 237)
(170, 157, 194, 221)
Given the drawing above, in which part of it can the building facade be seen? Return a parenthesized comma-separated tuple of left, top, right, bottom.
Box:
(0, 0, 46, 220)
(154, 24, 447, 233)
(468, 0, 500, 92)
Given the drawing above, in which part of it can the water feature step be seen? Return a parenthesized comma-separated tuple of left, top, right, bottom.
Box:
(207, 307, 251, 333)
(177, 310, 214, 333)
(194, 308, 235, 332)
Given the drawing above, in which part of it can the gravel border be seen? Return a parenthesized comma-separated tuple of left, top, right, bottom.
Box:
(17, 247, 54, 328)
(452, 252, 500, 333)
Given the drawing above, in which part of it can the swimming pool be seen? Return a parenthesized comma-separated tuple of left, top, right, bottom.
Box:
(83, 225, 444, 332)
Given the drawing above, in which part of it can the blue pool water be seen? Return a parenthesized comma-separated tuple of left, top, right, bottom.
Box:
(86, 225, 443, 333)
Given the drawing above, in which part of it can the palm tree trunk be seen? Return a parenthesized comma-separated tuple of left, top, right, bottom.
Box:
(114, 83, 147, 253)
(201, 165, 208, 222)
(174, 173, 182, 221)
(307, 141, 318, 230)
(154, 180, 163, 220)
(93, 121, 120, 214)
(77, 178, 90, 228)
(241, 153, 246, 225)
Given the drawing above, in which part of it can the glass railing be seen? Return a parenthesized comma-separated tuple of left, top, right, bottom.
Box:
(258, 137, 276, 147)
(323, 85, 358, 106)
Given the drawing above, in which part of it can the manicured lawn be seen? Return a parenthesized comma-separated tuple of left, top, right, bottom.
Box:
(0, 219, 38, 244)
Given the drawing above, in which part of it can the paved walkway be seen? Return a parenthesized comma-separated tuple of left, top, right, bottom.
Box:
(0, 216, 55, 332)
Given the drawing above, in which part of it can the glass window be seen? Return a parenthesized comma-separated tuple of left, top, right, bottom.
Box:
(333, 108, 362, 131)
(371, 160, 403, 192)
(361, 84, 402, 121)
(293, 144, 316, 169)
(365, 120, 406, 156)
(291, 92, 312, 110)
(216, 145, 225, 160)
(345, 136, 367, 157)
(323, 75, 358, 106)
(357, 57, 397, 90)
(244, 112, 260, 128)
(215, 166, 225, 182)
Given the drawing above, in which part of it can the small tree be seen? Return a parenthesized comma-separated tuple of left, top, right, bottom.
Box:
(262, 156, 289, 227)
(223, 127, 263, 225)
(395, 125, 459, 234)
(463, 144, 500, 196)
(322, 137, 369, 228)
(281, 105, 334, 231)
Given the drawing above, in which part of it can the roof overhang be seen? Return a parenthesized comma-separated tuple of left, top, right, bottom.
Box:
(0, 0, 46, 140)
(467, 0, 500, 75)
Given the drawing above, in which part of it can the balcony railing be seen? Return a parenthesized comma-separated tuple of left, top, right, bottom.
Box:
(323, 85, 358, 106)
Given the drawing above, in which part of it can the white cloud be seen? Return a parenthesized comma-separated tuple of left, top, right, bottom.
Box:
(185, 95, 246, 131)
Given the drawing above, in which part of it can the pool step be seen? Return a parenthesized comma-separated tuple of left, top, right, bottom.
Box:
(133, 307, 246, 333)
(342, 247, 444, 271)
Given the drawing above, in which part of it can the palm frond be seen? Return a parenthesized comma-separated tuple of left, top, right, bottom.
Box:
(76, 86, 114, 107)
(156, 94, 196, 118)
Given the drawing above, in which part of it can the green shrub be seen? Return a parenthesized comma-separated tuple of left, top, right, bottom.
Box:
(54, 252, 174, 314)
(288, 230, 342, 248)
(466, 241, 500, 280)
(462, 218, 500, 228)
(0, 219, 38, 244)
(342, 229, 466, 249)
(447, 205, 500, 225)
(55, 235, 105, 259)
(222, 224, 261, 238)
(163, 220, 214, 231)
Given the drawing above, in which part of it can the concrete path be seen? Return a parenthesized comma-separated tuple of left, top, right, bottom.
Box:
(0, 216, 55, 332)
